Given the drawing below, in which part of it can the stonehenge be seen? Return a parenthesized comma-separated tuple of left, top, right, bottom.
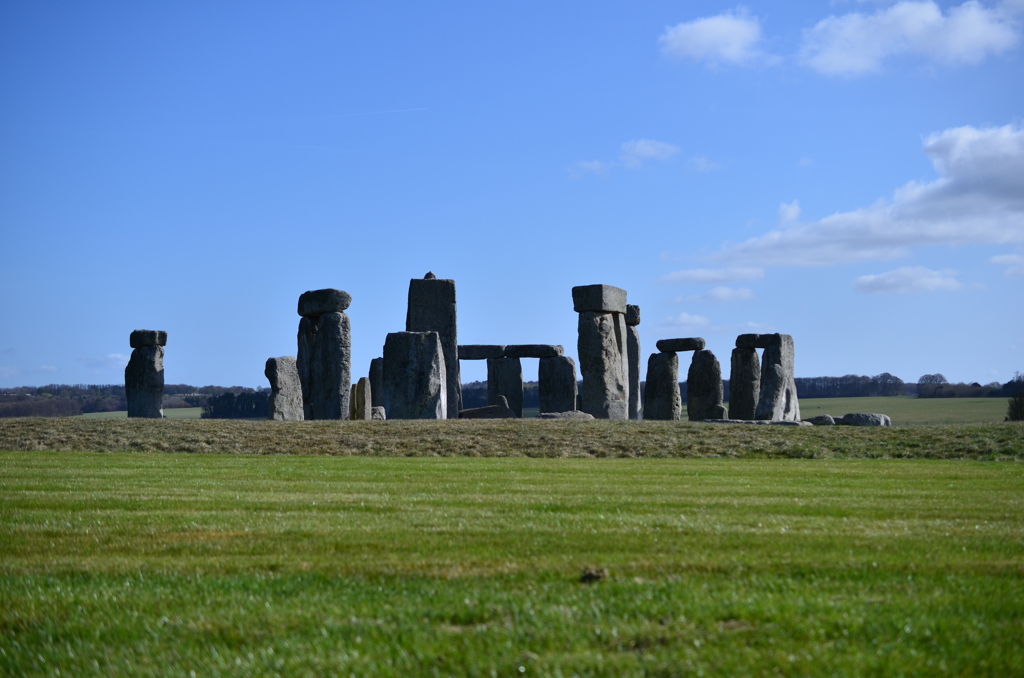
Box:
(644, 336, 719, 421)
(687, 349, 726, 421)
(406, 272, 461, 417)
(625, 305, 642, 420)
(458, 344, 576, 417)
(573, 284, 629, 420)
(487, 356, 524, 417)
(724, 333, 800, 423)
(642, 351, 680, 420)
(125, 329, 166, 418)
(382, 330, 447, 420)
(296, 289, 352, 420)
(265, 356, 303, 421)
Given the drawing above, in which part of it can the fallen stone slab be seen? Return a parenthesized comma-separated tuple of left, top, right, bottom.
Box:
(129, 330, 167, 348)
(625, 304, 641, 327)
(840, 413, 891, 427)
(265, 356, 303, 421)
(736, 333, 771, 349)
(804, 414, 836, 426)
(537, 411, 595, 420)
(298, 288, 352, 317)
(572, 284, 627, 314)
(459, 395, 517, 419)
(701, 419, 812, 426)
(457, 344, 506, 360)
(656, 338, 705, 352)
(503, 344, 563, 359)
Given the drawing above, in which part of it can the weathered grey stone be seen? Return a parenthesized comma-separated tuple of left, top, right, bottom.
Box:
(728, 347, 760, 420)
(371, 406, 386, 421)
(406, 274, 461, 417)
(656, 337, 705, 352)
(736, 333, 770, 349)
(577, 311, 628, 420)
(487, 357, 523, 418)
(702, 419, 811, 426)
(805, 414, 836, 426)
(350, 377, 372, 421)
(503, 344, 563, 359)
(309, 312, 352, 420)
(627, 324, 641, 420)
(296, 316, 317, 420)
(642, 351, 681, 420)
(382, 331, 447, 420)
(460, 395, 516, 419)
(840, 413, 891, 427)
(369, 357, 384, 408)
(298, 288, 351, 317)
(129, 330, 167, 348)
(457, 345, 505, 360)
(537, 411, 595, 420)
(572, 284, 627, 314)
(265, 356, 303, 421)
(538, 355, 577, 414)
(687, 349, 724, 422)
(625, 304, 641, 327)
(126, 345, 164, 418)
(754, 334, 800, 422)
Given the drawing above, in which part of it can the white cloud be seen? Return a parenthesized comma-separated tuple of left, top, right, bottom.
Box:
(800, 1, 1020, 76)
(666, 312, 711, 327)
(570, 160, 614, 178)
(676, 286, 755, 302)
(660, 8, 776, 65)
(991, 252, 1024, 275)
(778, 200, 801, 223)
(854, 266, 962, 293)
(714, 123, 1024, 267)
(621, 139, 680, 169)
(692, 156, 721, 172)
(81, 353, 130, 372)
(659, 267, 765, 283)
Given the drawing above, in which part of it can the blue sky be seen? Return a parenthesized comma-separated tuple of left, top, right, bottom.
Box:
(1, 1, 1021, 389)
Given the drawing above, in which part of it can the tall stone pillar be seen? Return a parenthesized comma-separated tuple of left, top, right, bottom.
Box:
(753, 333, 800, 422)
(369, 357, 384, 408)
(625, 304, 642, 420)
(573, 284, 628, 420)
(125, 330, 166, 418)
(538, 355, 578, 414)
(487, 356, 524, 418)
(265, 356, 303, 421)
(729, 345, 760, 420)
(642, 351, 680, 420)
(406, 272, 461, 417)
(687, 349, 726, 421)
(297, 288, 352, 420)
(382, 331, 447, 420)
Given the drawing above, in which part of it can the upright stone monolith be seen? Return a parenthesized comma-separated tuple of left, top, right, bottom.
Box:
(406, 273, 461, 417)
(643, 351, 680, 420)
(687, 349, 725, 421)
(296, 288, 352, 420)
(625, 304, 642, 420)
(126, 330, 165, 418)
(755, 334, 800, 422)
(369, 357, 384, 408)
(296, 316, 317, 420)
(487, 356, 524, 418)
(574, 284, 629, 420)
(265, 356, 303, 421)
(382, 331, 447, 420)
(728, 347, 760, 420)
(538, 355, 578, 414)
(350, 377, 372, 420)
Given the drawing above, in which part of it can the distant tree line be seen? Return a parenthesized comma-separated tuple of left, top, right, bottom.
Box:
(0, 383, 269, 418)
(915, 372, 1023, 399)
(201, 390, 269, 419)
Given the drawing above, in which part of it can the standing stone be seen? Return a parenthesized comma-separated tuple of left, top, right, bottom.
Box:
(687, 349, 725, 421)
(625, 304, 642, 420)
(369, 357, 384, 408)
(728, 347, 760, 420)
(350, 377, 372, 420)
(126, 330, 165, 418)
(406, 273, 461, 418)
(296, 316, 318, 420)
(643, 352, 680, 420)
(487, 356, 524, 418)
(754, 334, 800, 422)
(371, 406, 386, 421)
(577, 310, 628, 420)
(265, 356, 303, 421)
(382, 331, 447, 420)
(538, 355, 578, 414)
(309, 311, 352, 420)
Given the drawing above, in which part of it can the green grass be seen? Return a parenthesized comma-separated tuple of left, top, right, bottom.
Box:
(797, 396, 1008, 426)
(1, 452, 1023, 676)
(78, 407, 203, 420)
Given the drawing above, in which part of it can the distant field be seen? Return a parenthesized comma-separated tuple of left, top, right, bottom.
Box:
(79, 407, 203, 420)
(796, 396, 1008, 426)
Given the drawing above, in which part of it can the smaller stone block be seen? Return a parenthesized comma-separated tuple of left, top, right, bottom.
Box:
(537, 411, 595, 420)
(459, 396, 517, 419)
(656, 337, 705, 353)
(458, 345, 506, 360)
(130, 330, 167, 348)
(736, 333, 770, 349)
(625, 305, 640, 326)
(298, 288, 352, 317)
(371, 406, 386, 421)
(805, 414, 836, 426)
(504, 344, 563, 359)
(572, 284, 627, 314)
(840, 413, 891, 427)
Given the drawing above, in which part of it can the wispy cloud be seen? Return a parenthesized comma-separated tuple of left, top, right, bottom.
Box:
(660, 8, 779, 66)
(854, 266, 962, 293)
(572, 139, 679, 176)
(80, 354, 130, 372)
(692, 156, 721, 172)
(675, 287, 755, 302)
(778, 200, 801, 223)
(991, 252, 1024, 276)
(665, 312, 711, 328)
(660, 267, 764, 284)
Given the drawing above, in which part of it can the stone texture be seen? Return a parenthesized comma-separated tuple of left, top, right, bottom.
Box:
(643, 351, 681, 421)
(577, 310, 628, 420)
(656, 337, 705, 353)
(265, 356, 303, 421)
(736, 333, 771, 349)
(457, 345, 505, 360)
(406, 275, 461, 417)
(126, 345, 164, 418)
(350, 377, 372, 421)
(309, 312, 352, 420)
(805, 414, 836, 426)
(754, 334, 800, 422)
(371, 406, 386, 421)
(572, 284, 627, 314)
(625, 304, 641, 327)
(840, 413, 891, 427)
(537, 411, 595, 420)
(460, 395, 516, 419)
(298, 288, 351, 317)
(702, 419, 812, 426)
(687, 349, 724, 422)
(369, 357, 384, 408)
(728, 347, 760, 420)
(382, 331, 447, 420)
(129, 330, 167, 348)
(503, 344, 563, 359)
(538, 355, 578, 414)
(296, 316, 317, 420)
(487, 356, 524, 418)
(627, 324, 642, 419)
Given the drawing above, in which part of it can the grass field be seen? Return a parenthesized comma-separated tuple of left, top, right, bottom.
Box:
(79, 407, 203, 420)
(1, 452, 1022, 676)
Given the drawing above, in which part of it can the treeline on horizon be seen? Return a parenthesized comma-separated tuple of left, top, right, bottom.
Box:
(0, 384, 267, 419)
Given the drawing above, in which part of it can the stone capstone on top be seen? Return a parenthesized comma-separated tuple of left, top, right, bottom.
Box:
(503, 344, 564, 359)
(298, 289, 352, 317)
(656, 337, 705, 353)
(572, 284, 627, 314)
(736, 333, 771, 349)
(130, 330, 167, 348)
(457, 345, 506, 360)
